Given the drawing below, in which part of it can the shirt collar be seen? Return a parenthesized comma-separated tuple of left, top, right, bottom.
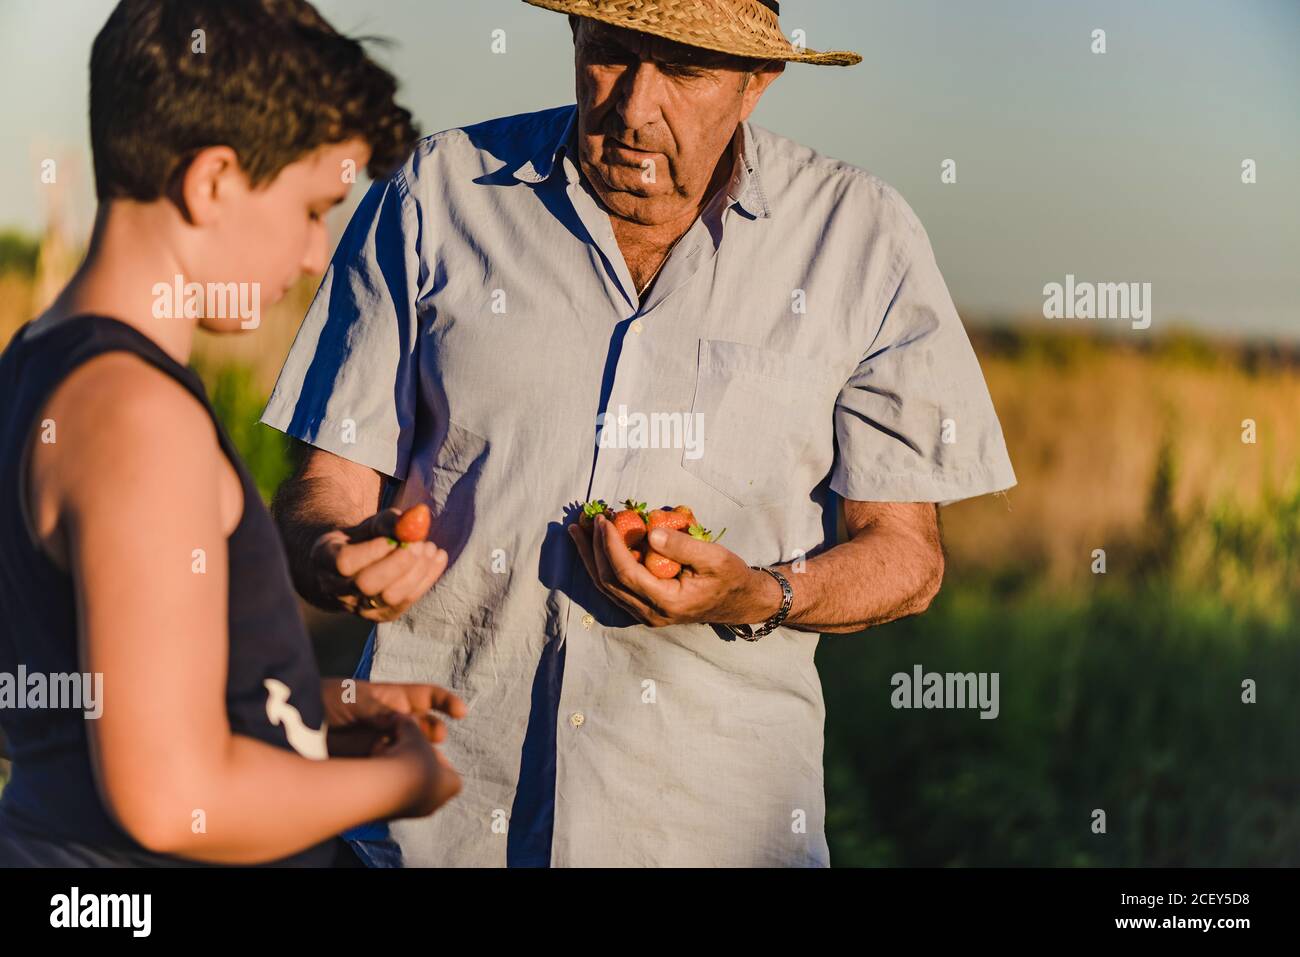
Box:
(512, 105, 580, 185)
(513, 105, 770, 220)
(725, 120, 771, 220)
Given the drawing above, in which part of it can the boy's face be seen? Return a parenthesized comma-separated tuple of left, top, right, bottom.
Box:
(189, 138, 371, 333)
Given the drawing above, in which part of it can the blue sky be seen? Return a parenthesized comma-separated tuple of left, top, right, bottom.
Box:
(1, 0, 1296, 338)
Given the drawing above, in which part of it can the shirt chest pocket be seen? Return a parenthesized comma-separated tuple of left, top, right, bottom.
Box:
(681, 339, 843, 508)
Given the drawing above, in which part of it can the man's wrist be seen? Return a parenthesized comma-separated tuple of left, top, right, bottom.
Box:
(747, 565, 786, 622)
(722, 565, 795, 640)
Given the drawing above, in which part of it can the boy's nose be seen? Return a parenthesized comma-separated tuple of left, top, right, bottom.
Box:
(301, 228, 329, 276)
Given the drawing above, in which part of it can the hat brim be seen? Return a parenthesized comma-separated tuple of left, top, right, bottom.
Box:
(523, 0, 863, 67)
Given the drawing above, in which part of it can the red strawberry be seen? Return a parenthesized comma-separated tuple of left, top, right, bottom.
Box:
(643, 507, 688, 577)
(577, 499, 610, 530)
(610, 499, 648, 550)
(646, 506, 693, 534)
(643, 549, 680, 579)
(643, 506, 711, 578)
(393, 503, 431, 544)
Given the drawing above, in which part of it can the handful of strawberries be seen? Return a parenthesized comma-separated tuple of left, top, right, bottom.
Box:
(577, 499, 725, 579)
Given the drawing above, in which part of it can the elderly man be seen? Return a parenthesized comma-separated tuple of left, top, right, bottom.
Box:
(263, 0, 1015, 867)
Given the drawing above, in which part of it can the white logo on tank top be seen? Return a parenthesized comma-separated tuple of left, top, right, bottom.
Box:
(263, 678, 327, 760)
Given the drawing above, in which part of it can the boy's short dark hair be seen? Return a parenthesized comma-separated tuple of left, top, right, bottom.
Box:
(90, 0, 419, 203)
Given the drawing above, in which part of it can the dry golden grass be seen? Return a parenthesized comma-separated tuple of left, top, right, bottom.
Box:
(0, 272, 36, 342)
(0, 266, 317, 397)
(948, 326, 1300, 591)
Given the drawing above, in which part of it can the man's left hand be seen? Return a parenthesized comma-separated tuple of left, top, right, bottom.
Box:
(568, 515, 781, 628)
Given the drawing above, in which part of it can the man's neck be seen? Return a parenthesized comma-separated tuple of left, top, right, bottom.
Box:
(604, 131, 737, 294)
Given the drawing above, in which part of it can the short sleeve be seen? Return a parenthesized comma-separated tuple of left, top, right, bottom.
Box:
(260, 171, 422, 478)
(830, 219, 1016, 506)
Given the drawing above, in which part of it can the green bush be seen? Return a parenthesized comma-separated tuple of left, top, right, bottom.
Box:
(819, 582, 1299, 866)
(199, 362, 294, 504)
(0, 230, 39, 277)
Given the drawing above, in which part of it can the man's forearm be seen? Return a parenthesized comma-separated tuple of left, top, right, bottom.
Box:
(270, 445, 384, 611)
(768, 514, 945, 635)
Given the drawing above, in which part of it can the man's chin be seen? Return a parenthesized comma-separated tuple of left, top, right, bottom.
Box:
(591, 179, 682, 222)
(598, 171, 663, 195)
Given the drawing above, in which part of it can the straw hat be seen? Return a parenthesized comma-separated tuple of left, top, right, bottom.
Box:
(523, 0, 862, 67)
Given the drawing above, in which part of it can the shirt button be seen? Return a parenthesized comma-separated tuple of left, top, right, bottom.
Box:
(581, 613, 594, 630)
(630, 320, 643, 335)
(569, 711, 586, 728)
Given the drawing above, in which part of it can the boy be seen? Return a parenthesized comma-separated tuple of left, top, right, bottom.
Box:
(0, 0, 458, 867)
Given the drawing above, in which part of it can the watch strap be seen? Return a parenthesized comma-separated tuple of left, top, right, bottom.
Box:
(725, 566, 793, 641)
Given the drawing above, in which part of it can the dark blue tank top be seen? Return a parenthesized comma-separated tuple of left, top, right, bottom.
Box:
(0, 315, 334, 866)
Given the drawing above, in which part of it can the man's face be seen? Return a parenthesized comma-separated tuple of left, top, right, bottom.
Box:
(572, 19, 782, 226)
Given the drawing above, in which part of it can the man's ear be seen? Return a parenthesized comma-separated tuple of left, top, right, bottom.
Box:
(175, 145, 242, 227)
(739, 60, 785, 121)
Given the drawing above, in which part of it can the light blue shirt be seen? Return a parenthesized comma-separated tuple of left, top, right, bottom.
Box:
(262, 104, 1015, 866)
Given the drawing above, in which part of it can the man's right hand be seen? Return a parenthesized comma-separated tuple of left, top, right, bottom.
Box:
(309, 507, 449, 621)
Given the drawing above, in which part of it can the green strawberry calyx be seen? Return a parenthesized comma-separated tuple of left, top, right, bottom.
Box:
(688, 524, 726, 543)
(580, 499, 610, 520)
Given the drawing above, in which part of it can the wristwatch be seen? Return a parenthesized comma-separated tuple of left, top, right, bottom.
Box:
(723, 566, 794, 642)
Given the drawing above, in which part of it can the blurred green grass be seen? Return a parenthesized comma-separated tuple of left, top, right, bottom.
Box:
(820, 583, 1298, 867)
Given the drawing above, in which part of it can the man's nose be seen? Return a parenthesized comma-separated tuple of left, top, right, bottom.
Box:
(615, 61, 666, 132)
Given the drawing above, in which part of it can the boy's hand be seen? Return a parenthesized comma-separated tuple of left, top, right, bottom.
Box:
(322, 678, 467, 757)
(375, 715, 464, 819)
